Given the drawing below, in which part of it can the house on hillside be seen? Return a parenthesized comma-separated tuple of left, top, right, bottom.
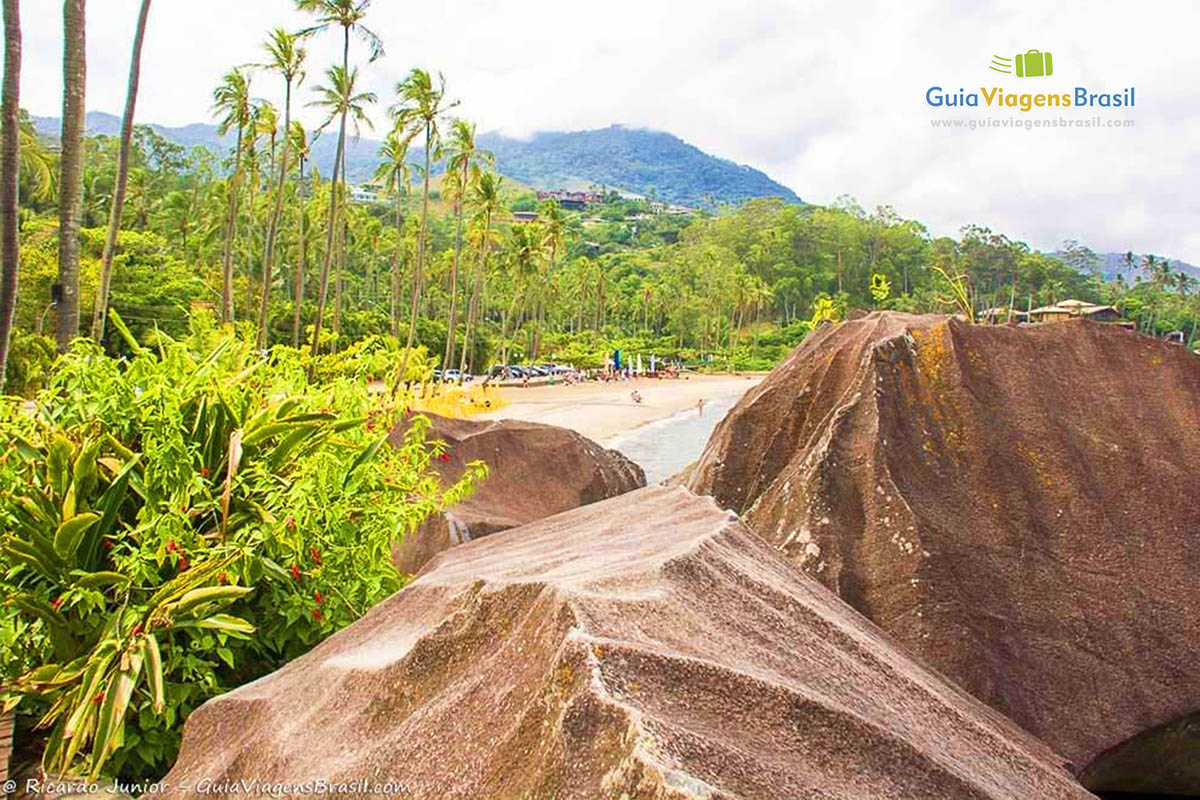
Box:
(513, 211, 539, 223)
(978, 307, 1029, 324)
(1027, 300, 1134, 327)
(348, 185, 380, 204)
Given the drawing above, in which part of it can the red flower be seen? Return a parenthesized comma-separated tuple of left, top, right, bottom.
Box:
(311, 608, 324, 621)
(310, 547, 322, 565)
(439, 452, 451, 463)
(130, 623, 144, 637)
(200, 466, 210, 478)
(166, 540, 177, 552)
(217, 572, 228, 584)
(313, 590, 324, 605)
(101, 540, 113, 551)
(290, 562, 302, 581)
(178, 555, 190, 572)
(92, 692, 105, 705)
(50, 596, 64, 611)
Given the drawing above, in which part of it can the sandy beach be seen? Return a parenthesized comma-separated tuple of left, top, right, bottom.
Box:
(475, 373, 763, 442)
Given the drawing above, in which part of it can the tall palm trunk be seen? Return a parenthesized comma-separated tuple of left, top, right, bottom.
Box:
(397, 120, 431, 386)
(242, 149, 260, 315)
(459, 208, 491, 376)
(0, 0, 20, 390)
(56, 0, 85, 352)
(290, 153, 306, 347)
(306, 111, 345, 363)
(331, 200, 346, 353)
(440, 161, 467, 388)
(309, 25, 350, 368)
(220, 124, 243, 324)
(91, 0, 150, 341)
(388, 187, 403, 337)
(257, 75, 293, 348)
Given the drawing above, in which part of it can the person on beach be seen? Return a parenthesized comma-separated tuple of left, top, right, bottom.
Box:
(697, 398, 704, 416)
(631, 390, 643, 404)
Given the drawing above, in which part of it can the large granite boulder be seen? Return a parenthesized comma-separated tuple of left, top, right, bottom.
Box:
(391, 414, 645, 574)
(687, 311, 1200, 791)
(163, 486, 1090, 799)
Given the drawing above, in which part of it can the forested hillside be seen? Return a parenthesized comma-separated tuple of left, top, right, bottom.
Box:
(32, 113, 799, 207)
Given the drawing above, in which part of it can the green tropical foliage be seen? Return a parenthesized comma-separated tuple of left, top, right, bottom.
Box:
(0, 312, 483, 778)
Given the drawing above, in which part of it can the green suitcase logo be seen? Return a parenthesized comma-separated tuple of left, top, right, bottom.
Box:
(989, 50, 1054, 78)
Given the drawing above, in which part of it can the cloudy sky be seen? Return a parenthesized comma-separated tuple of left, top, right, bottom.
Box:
(17, 0, 1200, 262)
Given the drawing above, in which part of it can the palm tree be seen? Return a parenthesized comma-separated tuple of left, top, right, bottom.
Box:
(459, 169, 503, 377)
(90, 0, 151, 341)
(295, 1, 381, 362)
(295, 0, 383, 71)
(391, 68, 456, 384)
(0, 0, 20, 389)
(373, 130, 410, 338)
(499, 222, 540, 365)
(242, 100, 276, 314)
(289, 120, 311, 347)
(533, 198, 565, 358)
(56, 0, 86, 352)
(212, 68, 252, 324)
(17, 117, 55, 202)
(1174, 271, 1193, 297)
(306, 64, 374, 361)
(439, 119, 491, 383)
(254, 28, 307, 348)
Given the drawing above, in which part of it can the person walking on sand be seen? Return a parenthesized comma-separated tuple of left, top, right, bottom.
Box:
(697, 398, 704, 417)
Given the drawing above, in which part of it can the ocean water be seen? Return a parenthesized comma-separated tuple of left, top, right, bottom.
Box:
(605, 393, 740, 484)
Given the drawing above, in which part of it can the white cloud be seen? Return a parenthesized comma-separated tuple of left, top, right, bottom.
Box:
(15, 0, 1200, 262)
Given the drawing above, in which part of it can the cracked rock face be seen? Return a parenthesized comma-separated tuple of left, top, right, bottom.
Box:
(390, 413, 646, 575)
(688, 311, 1200, 789)
(162, 486, 1089, 800)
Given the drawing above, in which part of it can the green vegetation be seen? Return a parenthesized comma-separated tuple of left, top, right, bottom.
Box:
(0, 0, 1197, 784)
(1, 312, 483, 779)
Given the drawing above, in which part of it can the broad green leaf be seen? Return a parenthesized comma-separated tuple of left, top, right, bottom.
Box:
(192, 613, 255, 635)
(89, 650, 143, 778)
(71, 437, 103, 506)
(81, 454, 140, 567)
(343, 435, 386, 491)
(107, 308, 146, 356)
(1, 539, 60, 581)
(73, 571, 132, 590)
(243, 420, 312, 448)
(169, 585, 253, 617)
(53, 512, 99, 561)
(46, 435, 74, 499)
(141, 635, 164, 713)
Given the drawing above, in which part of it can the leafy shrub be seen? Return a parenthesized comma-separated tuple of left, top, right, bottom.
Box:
(0, 312, 484, 780)
(2, 330, 56, 397)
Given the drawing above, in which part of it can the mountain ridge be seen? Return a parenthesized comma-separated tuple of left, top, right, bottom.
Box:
(32, 111, 800, 208)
